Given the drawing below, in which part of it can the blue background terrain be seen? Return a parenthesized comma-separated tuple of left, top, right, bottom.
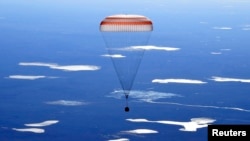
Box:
(0, 0, 250, 141)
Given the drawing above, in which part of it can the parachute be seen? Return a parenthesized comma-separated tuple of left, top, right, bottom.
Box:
(100, 14, 153, 112)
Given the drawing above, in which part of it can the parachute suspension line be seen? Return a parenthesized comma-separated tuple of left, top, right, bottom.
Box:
(125, 94, 129, 106)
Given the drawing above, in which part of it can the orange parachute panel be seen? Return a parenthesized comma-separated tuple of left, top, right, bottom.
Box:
(100, 14, 153, 32)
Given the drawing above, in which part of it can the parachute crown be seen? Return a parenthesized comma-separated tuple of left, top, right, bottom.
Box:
(100, 14, 153, 32)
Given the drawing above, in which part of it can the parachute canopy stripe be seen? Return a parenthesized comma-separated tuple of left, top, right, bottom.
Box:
(100, 14, 153, 32)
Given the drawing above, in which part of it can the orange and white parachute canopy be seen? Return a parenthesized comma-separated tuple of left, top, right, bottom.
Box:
(100, 14, 153, 32)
